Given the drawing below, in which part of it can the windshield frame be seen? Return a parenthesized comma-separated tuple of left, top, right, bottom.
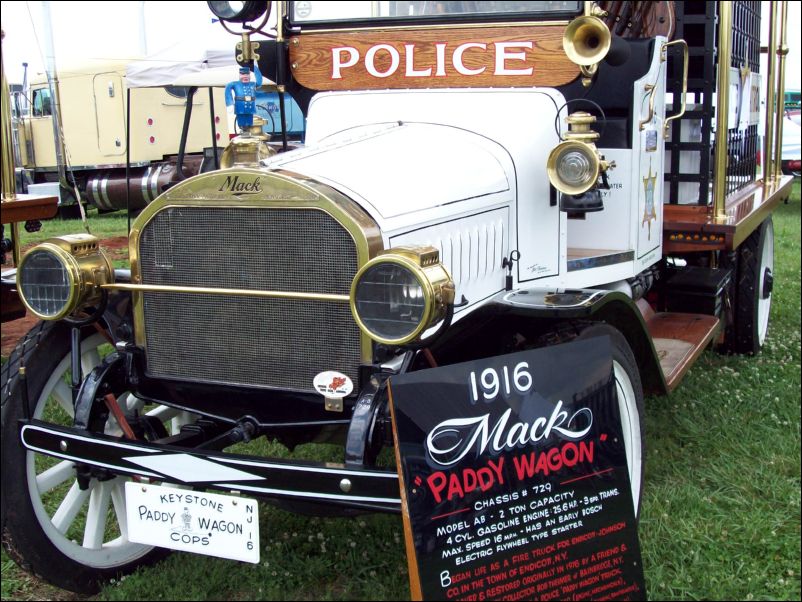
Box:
(286, 1, 585, 31)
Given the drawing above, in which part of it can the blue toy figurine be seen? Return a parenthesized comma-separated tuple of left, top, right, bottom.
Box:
(225, 65, 263, 130)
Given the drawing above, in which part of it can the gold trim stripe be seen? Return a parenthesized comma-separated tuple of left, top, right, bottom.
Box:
(713, 2, 733, 221)
(762, 2, 778, 192)
(290, 20, 571, 35)
(104, 282, 350, 303)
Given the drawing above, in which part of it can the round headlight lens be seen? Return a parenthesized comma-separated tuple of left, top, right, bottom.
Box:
(353, 261, 427, 343)
(18, 248, 75, 319)
(548, 141, 600, 195)
(557, 149, 594, 186)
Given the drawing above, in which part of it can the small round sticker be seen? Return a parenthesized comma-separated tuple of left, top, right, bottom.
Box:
(313, 371, 354, 398)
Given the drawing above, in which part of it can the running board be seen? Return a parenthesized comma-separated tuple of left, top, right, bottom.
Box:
(20, 420, 401, 513)
(567, 249, 634, 272)
(637, 300, 721, 392)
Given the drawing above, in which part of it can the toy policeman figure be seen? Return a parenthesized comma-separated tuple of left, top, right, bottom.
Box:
(225, 65, 263, 130)
(181, 507, 192, 532)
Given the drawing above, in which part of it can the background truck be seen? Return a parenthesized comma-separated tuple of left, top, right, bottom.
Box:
(14, 58, 227, 214)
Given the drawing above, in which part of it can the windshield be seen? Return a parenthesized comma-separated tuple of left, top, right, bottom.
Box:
(290, 1, 582, 25)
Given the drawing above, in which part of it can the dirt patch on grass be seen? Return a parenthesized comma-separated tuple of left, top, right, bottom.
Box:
(99, 235, 129, 262)
(1, 314, 39, 358)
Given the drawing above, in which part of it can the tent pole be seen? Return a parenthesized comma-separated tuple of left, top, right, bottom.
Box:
(278, 87, 288, 151)
(209, 87, 219, 170)
(126, 87, 131, 234)
(176, 87, 198, 181)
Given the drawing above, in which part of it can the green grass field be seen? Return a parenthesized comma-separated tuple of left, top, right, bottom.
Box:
(8, 208, 132, 269)
(639, 183, 801, 601)
(14, 209, 132, 246)
(2, 183, 800, 601)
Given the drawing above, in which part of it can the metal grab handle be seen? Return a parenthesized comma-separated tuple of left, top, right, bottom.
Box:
(639, 83, 658, 131)
(663, 39, 689, 139)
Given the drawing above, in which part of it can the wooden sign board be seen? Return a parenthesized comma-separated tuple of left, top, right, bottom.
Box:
(388, 337, 646, 601)
(289, 26, 580, 91)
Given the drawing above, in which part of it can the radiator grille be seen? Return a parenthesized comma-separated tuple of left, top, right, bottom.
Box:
(138, 206, 362, 391)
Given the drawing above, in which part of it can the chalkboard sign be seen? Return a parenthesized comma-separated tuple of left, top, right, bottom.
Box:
(388, 337, 646, 601)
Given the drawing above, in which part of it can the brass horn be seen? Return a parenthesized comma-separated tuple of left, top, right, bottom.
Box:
(563, 16, 612, 66)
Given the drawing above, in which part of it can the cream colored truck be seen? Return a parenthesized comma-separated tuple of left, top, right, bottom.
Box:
(17, 60, 226, 213)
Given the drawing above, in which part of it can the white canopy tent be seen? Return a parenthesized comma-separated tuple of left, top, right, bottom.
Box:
(118, 42, 288, 226)
(124, 47, 236, 88)
(171, 65, 242, 88)
(170, 64, 277, 89)
(121, 44, 239, 227)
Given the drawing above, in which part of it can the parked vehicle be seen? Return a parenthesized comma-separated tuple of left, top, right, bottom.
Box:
(782, 113, 801, 176)
(1, 45, 57, 322)
(1, 0, 794, 594)
(14, 57, 227, 214)
(255, 87, 305, 138)
(784, 89, 801, 112)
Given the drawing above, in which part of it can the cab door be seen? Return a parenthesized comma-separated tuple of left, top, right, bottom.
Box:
(27, 86, 57, 167)
(93, 72, 126, 157)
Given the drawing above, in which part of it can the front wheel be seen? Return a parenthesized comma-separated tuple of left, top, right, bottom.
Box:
(1, 322, 175, 594)
(575, 324, 645, 517)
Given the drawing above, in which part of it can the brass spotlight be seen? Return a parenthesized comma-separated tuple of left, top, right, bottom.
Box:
(207, 1, 268, 24)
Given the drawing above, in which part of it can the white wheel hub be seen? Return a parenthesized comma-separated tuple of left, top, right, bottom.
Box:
(757, 220, 774, 345)
(613, 360, 642, 512)
(25, 334, 193, 568)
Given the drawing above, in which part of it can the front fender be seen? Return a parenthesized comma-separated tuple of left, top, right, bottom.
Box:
(434, 289, 667, 395)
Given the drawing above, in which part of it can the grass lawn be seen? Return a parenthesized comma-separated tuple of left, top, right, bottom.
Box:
(2, 182, 800, 600)
(14, 208, 132, 246)
(639, 182, 801, 601)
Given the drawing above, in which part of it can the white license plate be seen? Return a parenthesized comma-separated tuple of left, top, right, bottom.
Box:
(125, 482, 259, 563)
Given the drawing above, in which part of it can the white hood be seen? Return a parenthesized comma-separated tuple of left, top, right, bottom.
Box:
(264, 121, 513, 229)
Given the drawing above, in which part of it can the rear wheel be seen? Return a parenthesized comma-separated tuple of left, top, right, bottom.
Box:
(55, 187, 86, 220)
(727, 217, 774, 354)
(1, 322, 186, 593)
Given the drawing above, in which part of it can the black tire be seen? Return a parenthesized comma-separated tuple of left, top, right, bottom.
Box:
(57, 203, 85, 220)
(1, 321, 167, 594)
(575, 323, 645, 518)
(726, 217, 774, 355)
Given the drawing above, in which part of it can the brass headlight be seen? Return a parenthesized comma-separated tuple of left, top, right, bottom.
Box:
(17, 234, 113, 320)
(547, 140, 601, 195)
(350, 246, 455, 346)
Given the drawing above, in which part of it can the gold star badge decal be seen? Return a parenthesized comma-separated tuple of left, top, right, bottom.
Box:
(642, 159, 657, 239)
